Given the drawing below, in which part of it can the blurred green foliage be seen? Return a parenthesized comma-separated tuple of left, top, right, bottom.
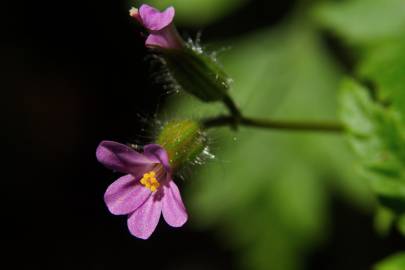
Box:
(151, 0, 405, 269)
(359, 39, 405, 115)
(167, 19, 372, 270)
(374, 252, 405, 270)
(339, 79, 405, 233)
(316, 0, 405, 236)
(313, 0, 405, 45)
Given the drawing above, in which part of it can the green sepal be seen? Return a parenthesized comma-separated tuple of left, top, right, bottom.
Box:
(161, 45, 231, 102)
(157, 119, 207, 170)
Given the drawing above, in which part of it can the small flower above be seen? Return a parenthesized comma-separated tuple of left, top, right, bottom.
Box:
(96, 141, 188, 239)
(130, 4, 183, 49)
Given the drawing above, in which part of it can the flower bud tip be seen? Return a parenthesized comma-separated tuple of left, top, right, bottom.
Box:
(129, 7, 140, 21)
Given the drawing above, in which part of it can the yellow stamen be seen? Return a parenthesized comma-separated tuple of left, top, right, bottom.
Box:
(139, 171, 160, 192)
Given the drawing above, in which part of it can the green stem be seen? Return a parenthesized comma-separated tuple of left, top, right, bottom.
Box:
(222, 95, 242, 119)
(202, 115, 344, 133)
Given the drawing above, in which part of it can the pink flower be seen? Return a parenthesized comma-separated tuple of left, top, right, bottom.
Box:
(130, 4, 183, 49)
(96, 141, 188, 239)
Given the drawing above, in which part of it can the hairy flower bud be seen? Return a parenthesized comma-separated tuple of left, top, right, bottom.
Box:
(162, 45, 232, 102)
(156, 119, 207, 169)
(130, 4, 232, 103)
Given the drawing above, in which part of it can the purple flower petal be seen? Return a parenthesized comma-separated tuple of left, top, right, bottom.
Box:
(127, 195, 162, 239)
(145, 33, 171, 49)
(104, 174, 151, 215)
(143, 144, 171, 172)
(162, 180, 188, 227)
(139, 5, 175, 31)
(96, 141, 154, 174)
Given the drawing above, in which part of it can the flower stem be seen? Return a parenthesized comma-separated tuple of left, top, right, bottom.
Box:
(202, 115, 344, 133)
(222, 95, 242, 119)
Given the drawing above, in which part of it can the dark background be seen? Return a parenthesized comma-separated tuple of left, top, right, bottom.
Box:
(4, 0, 403, 269)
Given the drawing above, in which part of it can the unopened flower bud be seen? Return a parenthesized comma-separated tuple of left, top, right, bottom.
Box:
(161, 45, 232, 102)
(156, 119, 207, 169)
(130, 4, 232, 103)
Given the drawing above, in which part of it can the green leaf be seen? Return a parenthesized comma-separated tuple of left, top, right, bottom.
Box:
(358, 38, 405, 116)
(374, 252, 405, 270)
(313, 0, 405, 45)
(339, 79, 405, 216)
(374, 206, 395, 236)
(339, 79, 382, 160)
(138, 0, 249, 26)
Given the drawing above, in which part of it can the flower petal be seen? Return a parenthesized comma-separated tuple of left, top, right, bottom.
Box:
(145, 33, 172, 49)
(104, 174, 151, 215)
(143, 144, 171, 172)
(96, 141, 154, 174)
(139, 5, 175, 31)
(162, 180, 188, 227)
(127, 196, 162, 239)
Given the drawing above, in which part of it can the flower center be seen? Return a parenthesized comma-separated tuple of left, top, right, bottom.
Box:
(140, 166, 164, 192)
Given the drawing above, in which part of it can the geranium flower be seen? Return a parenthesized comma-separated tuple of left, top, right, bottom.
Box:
(96, 141, 188, 239)
(130, 4, 183, 49)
